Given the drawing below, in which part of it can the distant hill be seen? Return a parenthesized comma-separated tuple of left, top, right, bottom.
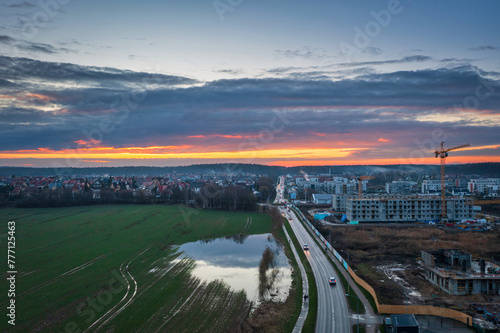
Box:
(1, 162, 499, 178)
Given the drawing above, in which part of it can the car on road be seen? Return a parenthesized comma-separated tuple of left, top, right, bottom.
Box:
(303, 244, 309, 251)
(329, 277, 336, 285)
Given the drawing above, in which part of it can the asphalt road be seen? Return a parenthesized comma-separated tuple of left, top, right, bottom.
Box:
(274, 176, 286, 204)
(281, 207, 351, 333)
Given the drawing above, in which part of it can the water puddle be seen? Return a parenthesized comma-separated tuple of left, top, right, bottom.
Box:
(377, 263, 422, 303)
(176, 233, 291, 308)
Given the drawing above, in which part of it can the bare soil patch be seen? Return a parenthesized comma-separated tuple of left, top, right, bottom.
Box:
(328, 225, 500, 322)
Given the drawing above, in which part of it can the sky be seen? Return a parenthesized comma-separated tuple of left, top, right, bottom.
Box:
(0, 0, 499, 168)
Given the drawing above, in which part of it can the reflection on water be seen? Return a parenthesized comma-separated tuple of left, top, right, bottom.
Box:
(176, 233, 291, 308)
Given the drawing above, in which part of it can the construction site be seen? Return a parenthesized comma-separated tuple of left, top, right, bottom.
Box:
(290, 142, 500, 328)
(343, 142, 476, 224)
(318, 223, 500, 330)
(421, 249, 500, 296)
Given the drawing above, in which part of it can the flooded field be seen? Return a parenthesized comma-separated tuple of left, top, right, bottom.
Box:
(177, 233, 292, 308)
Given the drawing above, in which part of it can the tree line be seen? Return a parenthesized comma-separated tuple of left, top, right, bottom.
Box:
(3, 182, 266, 212)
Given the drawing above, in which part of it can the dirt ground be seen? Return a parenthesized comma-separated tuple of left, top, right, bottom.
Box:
(326, 224, 500, 327)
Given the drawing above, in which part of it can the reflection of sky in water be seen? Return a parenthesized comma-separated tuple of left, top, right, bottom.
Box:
(177, 233, 291, 305)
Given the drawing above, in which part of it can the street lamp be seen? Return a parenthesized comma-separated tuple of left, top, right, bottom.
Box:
(345, 293, 360, 333)
(340, 249, 351, 295)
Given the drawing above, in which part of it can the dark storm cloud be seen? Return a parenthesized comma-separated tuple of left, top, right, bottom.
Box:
(0, 78, 16, 87)
(0, 56, 499, 151)
(0, 35, 16, 43)
(0, 55, 198, 86)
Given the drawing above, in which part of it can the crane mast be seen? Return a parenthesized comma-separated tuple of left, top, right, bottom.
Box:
(433, 142, 470, 221)
(358, 176, 375, 198)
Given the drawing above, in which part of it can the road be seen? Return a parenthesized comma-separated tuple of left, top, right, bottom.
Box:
(274, 176, 286, 204)
(280, 206, 351, 332)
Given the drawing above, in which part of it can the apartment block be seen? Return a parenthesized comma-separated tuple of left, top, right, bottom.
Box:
(468, 178, 500, 193)
(421, 179, 453, 193)
(345, 196, 473, 222)
(385, 181, 418, 194)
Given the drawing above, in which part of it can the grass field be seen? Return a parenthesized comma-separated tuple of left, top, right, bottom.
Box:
(1, 205, 274, 332)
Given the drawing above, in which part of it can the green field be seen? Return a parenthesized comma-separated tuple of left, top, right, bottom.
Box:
(1, 205, 273, 332)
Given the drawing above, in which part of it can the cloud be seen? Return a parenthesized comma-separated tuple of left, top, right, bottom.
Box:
(0, 34, 76, 54)
(0, 35, 16, 43)
(214, 69, 243, 75)
(0, 55, 197, 88)
(274, 46, 330, 60)
(262, 55, 433, 80)
(361, 47, 383, 56)
(344, 55, 432, 67)
(6, 1, 36, 8)
(0, 56, 499, 165)
(469, 45, 498, 51)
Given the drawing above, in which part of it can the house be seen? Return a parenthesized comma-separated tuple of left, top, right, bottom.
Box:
(312, 193, 332, 205)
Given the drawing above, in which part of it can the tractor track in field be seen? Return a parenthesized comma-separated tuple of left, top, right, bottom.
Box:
(85, 246, 151, 333)
(242, 216, 252, 233)
(0, 246, 127, 306)
(154, 280, 208, 333)
(23, 234, 78, 254)
(133, 256, 188, 301)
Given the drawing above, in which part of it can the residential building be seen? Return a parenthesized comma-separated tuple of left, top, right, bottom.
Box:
(385, 181, 418, 194)
(468, 178, 500, 193)
(295, 178, 320, 191)
(345, 196, 473, 222)
(332, 194, 350, 212)
(421, 179, 452, 193)
(312, 193, 332, 205)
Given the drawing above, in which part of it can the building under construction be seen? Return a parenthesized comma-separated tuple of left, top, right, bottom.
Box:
(344, 195, 473, 222)
(421, 249, 500, 296)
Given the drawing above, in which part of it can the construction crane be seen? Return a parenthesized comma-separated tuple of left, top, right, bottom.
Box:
(434, 141, 470, 221)
(358, 176, 375, 198)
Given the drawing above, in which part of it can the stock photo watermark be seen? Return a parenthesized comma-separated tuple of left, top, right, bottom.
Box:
(339, 0, 408, 60)
(18, 0, 72, 40)
(64, 269, 128, 333)
(213, 0, 243, 21)
(6, 221, 17, 326)
(452, 76, 498, 113)
(399, 128, 448, 165)
(51, 75, 154, 175)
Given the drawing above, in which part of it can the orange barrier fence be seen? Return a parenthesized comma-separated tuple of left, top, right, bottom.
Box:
(348, 267, 473, 326)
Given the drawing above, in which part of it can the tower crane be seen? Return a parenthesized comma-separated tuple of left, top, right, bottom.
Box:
(434, 141, 470, 221)
(357, 176, 375, 198)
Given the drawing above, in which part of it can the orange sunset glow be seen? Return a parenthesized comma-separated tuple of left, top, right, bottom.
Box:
(1, 143, 497, 167)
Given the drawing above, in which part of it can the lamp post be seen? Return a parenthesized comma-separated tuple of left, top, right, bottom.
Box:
(340, 249, 350, 295)
(345, 293, 360, 333)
